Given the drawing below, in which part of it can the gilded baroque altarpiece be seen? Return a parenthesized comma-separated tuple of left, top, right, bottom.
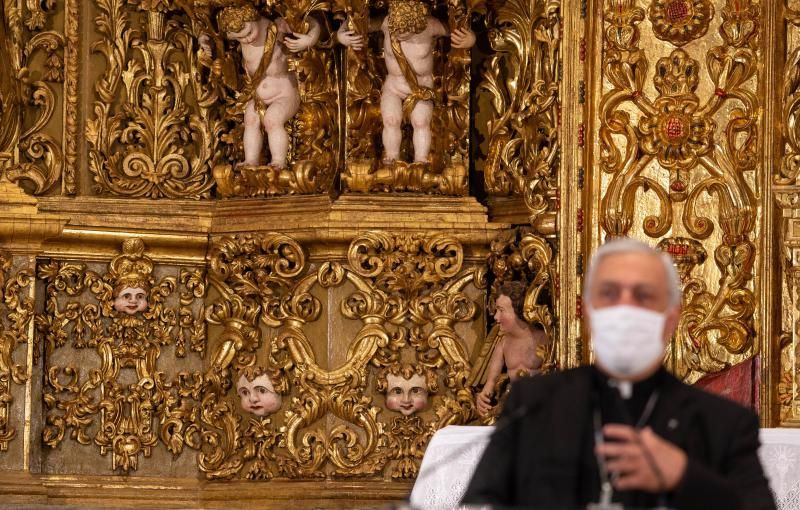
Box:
(0, 0, 794, 506)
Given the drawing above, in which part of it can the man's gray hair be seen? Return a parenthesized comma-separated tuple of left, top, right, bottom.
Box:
(583, 238, 682, 307)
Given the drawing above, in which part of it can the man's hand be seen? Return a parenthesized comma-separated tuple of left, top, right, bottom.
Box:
(476, 389, 494, 417)
(595, 424, 687, 493)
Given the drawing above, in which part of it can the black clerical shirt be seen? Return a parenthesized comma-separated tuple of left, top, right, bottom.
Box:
(577, 367, 668, 508)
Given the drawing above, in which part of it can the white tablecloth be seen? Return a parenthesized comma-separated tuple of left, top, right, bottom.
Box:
(760, 428, 800, 509)
(408, 426, 494, 510)
(409, 426, 800, 510)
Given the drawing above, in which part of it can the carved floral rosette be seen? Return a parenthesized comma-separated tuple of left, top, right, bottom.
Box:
(201, 231, 484, 479)
(37, 239, 206, 472)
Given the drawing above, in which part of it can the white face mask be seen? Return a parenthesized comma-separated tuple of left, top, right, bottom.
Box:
(589, 305, 667, 379)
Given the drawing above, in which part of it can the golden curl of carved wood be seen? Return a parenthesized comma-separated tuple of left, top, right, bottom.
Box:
(0, 0, 63, 194)
(480, 0, 559, 210)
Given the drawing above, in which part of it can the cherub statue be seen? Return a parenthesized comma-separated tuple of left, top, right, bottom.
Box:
(210, 5, 321, 169)
(337, 0, 475, 164)
(108, 238, 153, 317)
(236, 366, 282, 417)
(377, 363, 438, 416)
(474, 281, 549, 417)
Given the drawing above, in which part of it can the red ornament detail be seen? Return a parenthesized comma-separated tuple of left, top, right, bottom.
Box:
(670, 180, 687, 192)
(665, 0, 690, 23)
(667, 244, 689, 255)
(714, 87, 727, 97)
(664, 116, 686, 141)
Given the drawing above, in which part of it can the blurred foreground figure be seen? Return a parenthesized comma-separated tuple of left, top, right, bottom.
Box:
(462, 238, 775, 510)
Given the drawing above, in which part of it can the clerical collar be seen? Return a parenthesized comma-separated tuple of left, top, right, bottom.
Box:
(593, 365, 666, 400)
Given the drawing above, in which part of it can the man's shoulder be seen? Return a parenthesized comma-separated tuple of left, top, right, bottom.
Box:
(511, 365, 593, 400)
(664, 371, 759, 423)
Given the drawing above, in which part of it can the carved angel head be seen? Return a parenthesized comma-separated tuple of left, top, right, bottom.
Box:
(236, 366, 283, 417)
(377, 363, 438, 416)
(108, 239, 153, 315)
(113, 286, 148, 315)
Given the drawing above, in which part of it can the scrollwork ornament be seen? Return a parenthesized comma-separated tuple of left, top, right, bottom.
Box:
(38, 240, 205, 471)
(0, 0, 64, 194)
(87, 0, 214, 198)
(780, 4, 800, 184)
(600, 0, 760, 382)
(0, 252, 34, 451)
(347, 232, 463, 297)
(480, 0, 560, 209)
(384, 415, 431, 478)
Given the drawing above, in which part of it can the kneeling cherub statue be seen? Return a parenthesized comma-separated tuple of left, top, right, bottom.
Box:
(473, 281, 550, 418)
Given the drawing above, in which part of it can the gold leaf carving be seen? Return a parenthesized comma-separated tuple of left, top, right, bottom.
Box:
(599, 0, 760, 382)
(88, 0, 213, 198)
(0, 252, 33, 451)
(480, 0, 560, 211)
(1, 1, 63, 194)
(38, 239, 206, 471)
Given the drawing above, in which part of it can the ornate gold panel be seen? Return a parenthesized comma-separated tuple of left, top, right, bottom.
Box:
(201, 231, 486, 479)
(587, 0, 764, 384)
(0, 252, 33, 454)
(776, 0, 800, 426)
(38, 239, 205, 472)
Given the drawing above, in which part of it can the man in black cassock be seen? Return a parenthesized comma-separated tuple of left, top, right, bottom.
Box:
(461, 238, 775, 510)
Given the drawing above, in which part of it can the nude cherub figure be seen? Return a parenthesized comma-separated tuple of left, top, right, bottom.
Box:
(337, 0, 475, 163)
(476, 281, 549, 417)
(378, 364, 438, 416)
(113, 286, 149, 316)
(236, 366, 282, 417)
(212, 5, 321, 168)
